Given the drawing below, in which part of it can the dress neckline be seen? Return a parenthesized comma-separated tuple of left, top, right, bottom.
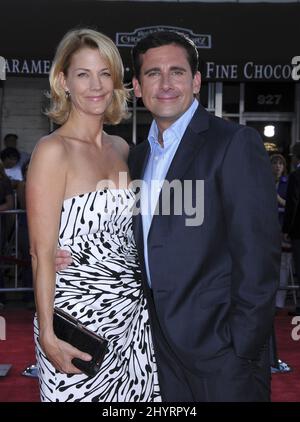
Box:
(63, 188, 133, 204)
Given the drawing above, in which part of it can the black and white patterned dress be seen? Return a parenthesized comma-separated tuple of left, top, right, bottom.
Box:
(34, 188, 161, 402)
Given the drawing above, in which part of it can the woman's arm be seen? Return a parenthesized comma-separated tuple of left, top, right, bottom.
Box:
(26, 136, 91, 373)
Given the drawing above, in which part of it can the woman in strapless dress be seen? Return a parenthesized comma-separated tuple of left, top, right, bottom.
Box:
(26, 28, 161, 402)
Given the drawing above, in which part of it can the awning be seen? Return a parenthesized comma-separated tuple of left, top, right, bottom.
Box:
(1, 0, 299, 81)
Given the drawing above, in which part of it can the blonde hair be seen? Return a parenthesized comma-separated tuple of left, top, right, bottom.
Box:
(46, 28, 129, 125)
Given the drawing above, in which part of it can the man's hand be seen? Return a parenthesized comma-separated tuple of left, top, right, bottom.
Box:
(277, 194, 286, 207)
(56, 249, 72, 271)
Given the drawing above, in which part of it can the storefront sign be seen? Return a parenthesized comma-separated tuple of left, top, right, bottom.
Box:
(5, 59, 51, 75)
(116, 26, 211, 49)
(4, 56, 296, 82)
(244, 82, 294, 112)
(206, 61, 294, 81)
(1, 1, 299, 82)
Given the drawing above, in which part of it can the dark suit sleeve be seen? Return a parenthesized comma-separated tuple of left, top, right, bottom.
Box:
(220, 126, 280, 360)
(282, 172, 300, 235)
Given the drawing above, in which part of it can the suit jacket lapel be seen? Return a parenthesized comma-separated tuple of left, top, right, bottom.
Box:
(148, 104, 210, 239)
(165, 103, 209, 183)
(131, 141, 150, 181)
(131, 141, 150, 259)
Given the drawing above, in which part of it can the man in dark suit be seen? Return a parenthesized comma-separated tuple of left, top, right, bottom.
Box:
(283, 142, 300, 316)
(129, 31, 280, 402)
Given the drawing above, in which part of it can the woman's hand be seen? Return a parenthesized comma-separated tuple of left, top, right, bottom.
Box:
(40, 333, 92, 374)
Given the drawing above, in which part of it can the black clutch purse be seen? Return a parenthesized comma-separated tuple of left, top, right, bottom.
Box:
(53, 307, 108, 377)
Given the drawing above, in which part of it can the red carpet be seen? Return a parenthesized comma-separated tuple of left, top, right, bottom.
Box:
(0, 308, 39, 402)
(271, 311, 300, 402)
(0, 308, 299, 402)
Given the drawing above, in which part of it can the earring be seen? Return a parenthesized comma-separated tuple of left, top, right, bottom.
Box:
(65, 90, 71, 99)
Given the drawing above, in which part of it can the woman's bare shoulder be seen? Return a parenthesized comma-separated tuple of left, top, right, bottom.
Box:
(31, 132, 67, 160)
(27, 133, 68, 198)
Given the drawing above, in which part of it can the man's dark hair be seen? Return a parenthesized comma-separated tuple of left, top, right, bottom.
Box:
(292, 142, 300, 160)
(132, 31, 199, 80)
(4, 133, 18, 141)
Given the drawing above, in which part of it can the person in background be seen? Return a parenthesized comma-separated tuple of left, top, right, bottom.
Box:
(271, 154, 289, 309)
(3, 133, 30, 167)
(20, 159, 38, 378)
(17, 159, 34, 305)
(269, 154, 292, 373)
(0, 160, 14, 308)
(0, 160, 14, 212)
(271, 154, 288, 226)
(0, 147, 22, 188)
(17, 160, 30, 210)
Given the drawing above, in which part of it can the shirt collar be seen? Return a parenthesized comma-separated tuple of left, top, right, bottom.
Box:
(148, 99, 198, 151)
